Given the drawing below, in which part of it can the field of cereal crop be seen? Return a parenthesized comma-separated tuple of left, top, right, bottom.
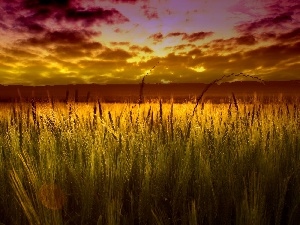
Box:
(0, 98, 300, 225)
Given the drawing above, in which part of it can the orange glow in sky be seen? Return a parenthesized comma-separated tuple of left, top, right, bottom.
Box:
(0, 0, 299, 85)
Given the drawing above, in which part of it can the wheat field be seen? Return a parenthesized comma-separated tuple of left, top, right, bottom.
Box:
(0, 98, 299, 225)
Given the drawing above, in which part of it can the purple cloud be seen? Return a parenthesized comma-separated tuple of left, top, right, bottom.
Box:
(148, 32, 164, 43)
(236, 12, 293, 33)
(182, 32, 214, 42)
(141, 4, 158, 19)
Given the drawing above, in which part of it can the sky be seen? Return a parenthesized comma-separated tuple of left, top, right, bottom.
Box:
(0, 0, 299, 85)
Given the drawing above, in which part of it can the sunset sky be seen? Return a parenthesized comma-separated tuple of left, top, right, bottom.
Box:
(0, 0, 299, 85)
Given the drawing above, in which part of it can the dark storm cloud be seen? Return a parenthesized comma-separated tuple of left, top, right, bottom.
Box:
(243, 42, 300, 67)
(260, 32, 277, 41)
(16, 30, 102, 60)
(18, 30, 98, 46)
(277, 27, 300, 42)
(17, 0, 130, 29)
(235, 35, 256, 45)
(8, 8, 52, 34)
(236, 12, 293, 33)
(52, 42, 102, 58)
(0, 22, 9, 30)
(23, 0, 70, 8)
(15, 16, 46, 33)
(28, 8, 53, 20)
(64, 7, 129, 25)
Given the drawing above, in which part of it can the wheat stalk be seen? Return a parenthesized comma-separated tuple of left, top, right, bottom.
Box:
(192, 72, 264, 116)
(138, 61, 159, 105)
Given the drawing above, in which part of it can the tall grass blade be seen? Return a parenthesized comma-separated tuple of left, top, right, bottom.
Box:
(9, 169, 40, 225)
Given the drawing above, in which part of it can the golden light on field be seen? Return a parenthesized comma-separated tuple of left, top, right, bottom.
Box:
(1, 98, 300, 223)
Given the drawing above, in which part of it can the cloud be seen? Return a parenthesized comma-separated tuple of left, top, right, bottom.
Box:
(20, 70, 86, 85)
(187, 48, 202, 57)
(228, 1, 263, 18)
(148, 32, 164, 43)
(182, 32, 214, 42)
(16, 1, 130, 29)
(109, 42, 153, 54)
(129, 45, 153, 53)
(236, 12, 293, 33)
(18, 30, 98, 46)
(79, 42, 103, 50)
(23, 0, 70, 9)
(260, 32, 277, 41)
(243, 42, 300, 68)
(63, 7, 129, 25)
(52, 42, 102, 59)
(114, 28, 122, 33)
(162, 31, 213, 45)
(3, 48, 38, 58)
(277, 27, 300, 42)
(141, 4, 158, 19)
(110, 0, 140, 3)
(199, 34, 257, 55)
(164, 44, 196, 52)
(266, 1, 300, 15)
(1, 41, 299, 85)
(98, 48, 132, 61)
(167, 31, 213, 42)
(0, 0, 298, 85)
(152, 40, 300, 83)
(15, 16, 46, 33)
(110, 42, 130, 46)
(0, 22, 8, 30)
(167, 32, 186, 38)
(27, 8, 53, 20)
(113, 27, 130, 33)
(235, 35, 256, 45)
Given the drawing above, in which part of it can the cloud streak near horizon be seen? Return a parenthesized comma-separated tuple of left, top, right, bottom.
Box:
(0, 0, 299, 85)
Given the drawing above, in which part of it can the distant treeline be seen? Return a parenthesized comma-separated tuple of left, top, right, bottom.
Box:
(0, 81, 300, 103)
(0, 95, 299, 104)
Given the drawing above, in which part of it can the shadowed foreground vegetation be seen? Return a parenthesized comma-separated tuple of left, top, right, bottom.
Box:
(0, 99, 300, 224)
